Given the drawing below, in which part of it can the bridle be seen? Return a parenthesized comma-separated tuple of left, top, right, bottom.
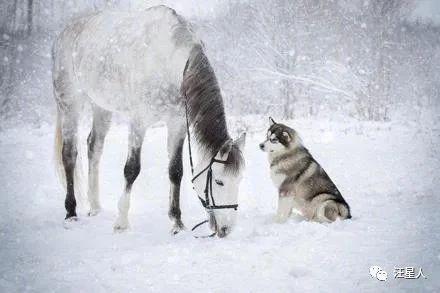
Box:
(191, 157, 239, 211)
(184, 98, 238, 237)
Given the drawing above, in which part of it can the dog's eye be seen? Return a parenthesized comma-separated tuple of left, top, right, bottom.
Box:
(270, 138, 278, 143)
(215, 179, 224, 186)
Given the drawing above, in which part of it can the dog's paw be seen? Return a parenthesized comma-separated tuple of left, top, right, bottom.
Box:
(274, 214, 289, 224)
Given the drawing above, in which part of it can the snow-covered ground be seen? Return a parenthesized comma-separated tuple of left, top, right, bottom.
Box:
(0, 116, 439, 292)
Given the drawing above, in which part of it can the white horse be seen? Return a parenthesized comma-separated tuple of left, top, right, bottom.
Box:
(53, 5, 246, 237)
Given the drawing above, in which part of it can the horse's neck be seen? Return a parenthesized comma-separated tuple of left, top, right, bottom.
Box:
(182, 45, 231, 160)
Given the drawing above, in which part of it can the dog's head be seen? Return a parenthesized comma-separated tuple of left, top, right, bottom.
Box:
(259, 117, 300, 153)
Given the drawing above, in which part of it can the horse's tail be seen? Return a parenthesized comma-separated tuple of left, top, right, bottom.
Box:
(54, 108, 65, 188)
(54, 108, 86, 209)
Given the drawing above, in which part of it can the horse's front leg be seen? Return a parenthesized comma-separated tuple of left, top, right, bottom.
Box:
(113, 121, 146, 231)
(167, 119, 186, 234)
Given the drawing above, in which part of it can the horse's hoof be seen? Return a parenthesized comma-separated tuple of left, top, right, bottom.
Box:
(170, 222, 186, 235)
(63, 216, 79, 229)
(88, 208, 101, 217)
(113, 218, 129, 232)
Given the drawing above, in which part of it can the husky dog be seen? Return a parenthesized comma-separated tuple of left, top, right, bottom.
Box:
(259, 117, 351, 223)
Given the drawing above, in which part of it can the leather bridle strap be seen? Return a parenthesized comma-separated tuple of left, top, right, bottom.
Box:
(190, 220, 216, 238)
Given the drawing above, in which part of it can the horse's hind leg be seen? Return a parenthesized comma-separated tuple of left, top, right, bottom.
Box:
(167, 119, 186, 234)
(87, 107, 112, 216)
(60, 110, 80, 220)
(113, 121, 146, 231)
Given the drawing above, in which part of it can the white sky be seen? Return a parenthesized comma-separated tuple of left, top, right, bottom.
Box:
(412, 0, 440, 24)
(129, 0, 440, 24)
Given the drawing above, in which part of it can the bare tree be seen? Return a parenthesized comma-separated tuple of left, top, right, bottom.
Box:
(27, 0, 33, 35)
(356, 0, 416, 120)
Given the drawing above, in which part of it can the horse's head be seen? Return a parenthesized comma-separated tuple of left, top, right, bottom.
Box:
(193, 133, 246, 238)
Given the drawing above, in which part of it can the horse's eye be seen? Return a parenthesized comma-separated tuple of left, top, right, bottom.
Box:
(215, 179, 224, 186)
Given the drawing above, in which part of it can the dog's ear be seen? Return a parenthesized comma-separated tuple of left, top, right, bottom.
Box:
(282, 131, 291, 142)
(269, 117, 276, 125)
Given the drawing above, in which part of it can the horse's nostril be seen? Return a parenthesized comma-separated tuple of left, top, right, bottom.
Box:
(259, 143, 264, 150)
(217, 226, 229, 238)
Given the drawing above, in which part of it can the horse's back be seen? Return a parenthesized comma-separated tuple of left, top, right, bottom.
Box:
(53, 5, 199, 115)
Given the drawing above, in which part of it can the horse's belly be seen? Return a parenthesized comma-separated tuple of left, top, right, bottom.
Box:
(82, 78, 181, 116)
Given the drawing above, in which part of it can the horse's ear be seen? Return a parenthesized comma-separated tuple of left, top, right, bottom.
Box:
(216, 139, 233, 161)
(269, 117, 276, 125)
(235, 132, 246, 151)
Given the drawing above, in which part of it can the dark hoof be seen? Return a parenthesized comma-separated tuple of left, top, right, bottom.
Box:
(170, 222, 186, 235)
(63, 216, 79, 229)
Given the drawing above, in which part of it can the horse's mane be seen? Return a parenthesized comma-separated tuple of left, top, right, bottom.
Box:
(181, 45, 244, 174)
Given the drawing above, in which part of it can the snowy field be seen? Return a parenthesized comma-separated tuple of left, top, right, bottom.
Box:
(1, 116, 439, 292)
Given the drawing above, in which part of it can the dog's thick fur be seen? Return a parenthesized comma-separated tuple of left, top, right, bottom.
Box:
(260, 118, 351, 223)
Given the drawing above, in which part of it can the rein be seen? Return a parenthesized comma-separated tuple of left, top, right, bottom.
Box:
(184, 98, 238, 238)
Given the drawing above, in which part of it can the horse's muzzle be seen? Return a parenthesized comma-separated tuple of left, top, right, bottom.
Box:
(217, 226, 230, 238)
(208, 213, 229, 238)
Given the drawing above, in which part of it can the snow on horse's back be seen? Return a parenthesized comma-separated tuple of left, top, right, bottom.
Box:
(53, 5, 200, 115)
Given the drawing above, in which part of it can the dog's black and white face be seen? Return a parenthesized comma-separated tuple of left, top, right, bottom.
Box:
(259, 117, 297, 153)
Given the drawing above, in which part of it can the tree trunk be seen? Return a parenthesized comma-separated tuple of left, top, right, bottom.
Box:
(27, 0, 33, 35)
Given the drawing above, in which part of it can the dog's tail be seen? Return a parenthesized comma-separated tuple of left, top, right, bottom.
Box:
(320, 200, 351, 222)
(338, 202, 351, 220)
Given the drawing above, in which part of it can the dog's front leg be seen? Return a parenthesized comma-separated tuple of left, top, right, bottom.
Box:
(275, 194, 295, 223)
